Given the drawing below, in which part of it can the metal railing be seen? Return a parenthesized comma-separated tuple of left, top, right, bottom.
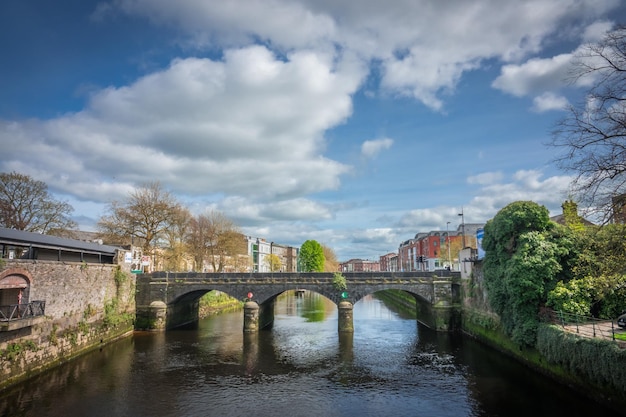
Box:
(548, 309, 618, 341)
(0, 300, 46, 321)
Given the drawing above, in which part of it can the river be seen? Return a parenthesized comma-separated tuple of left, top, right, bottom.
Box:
(0, 291, 621, 417)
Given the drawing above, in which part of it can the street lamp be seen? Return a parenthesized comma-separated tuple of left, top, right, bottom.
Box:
(446, 221, 452, 270)
(458, 207, 466, 248)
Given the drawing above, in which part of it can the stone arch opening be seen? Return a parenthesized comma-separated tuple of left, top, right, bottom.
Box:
(0, 269, 32, 308)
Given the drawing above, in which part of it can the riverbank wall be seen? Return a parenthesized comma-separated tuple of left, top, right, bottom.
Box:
(0, 260, 135, 390)
(460, 264, 626, 412)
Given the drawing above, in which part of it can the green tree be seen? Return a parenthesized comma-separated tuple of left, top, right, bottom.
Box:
(0, 171, 77, 235)
(547, 223, 626, 318)
(299, 240, 325, 272)
(482, 201, 571, 347)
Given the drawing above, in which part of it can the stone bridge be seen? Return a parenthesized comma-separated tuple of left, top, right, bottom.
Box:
(135, 271, 461, 332)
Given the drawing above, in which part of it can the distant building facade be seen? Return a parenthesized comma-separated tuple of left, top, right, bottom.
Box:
(379, 252, 397, 272)
(394, 224, 484, 273)
(246, 237, 299, 272)
(340, 258, 380, 272)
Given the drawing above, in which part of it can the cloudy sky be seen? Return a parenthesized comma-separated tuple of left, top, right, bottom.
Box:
(1, 0, 625, 260)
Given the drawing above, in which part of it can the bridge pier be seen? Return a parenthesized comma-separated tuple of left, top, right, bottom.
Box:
(243, 301, 259, 332)
(338, 300, 354, 333)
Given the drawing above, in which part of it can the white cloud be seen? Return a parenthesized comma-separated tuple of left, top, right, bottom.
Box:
(492, 53, 573, 97)
(0, 45, 360, 203)
(469, 170, 573, 217)
(531, 92, 569, 112)
(582, 20, 615, 41)
(396, 170, 574, 234)
(361, 138, 393, 158)
(467, 171, 504, 186)
(104, 0, 619, 110)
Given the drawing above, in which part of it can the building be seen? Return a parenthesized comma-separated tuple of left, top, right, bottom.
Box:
(0, 227, 124, 313)
(270, 242, 299, 272)
(394, 223, 485, 273)
(379, 252, 397, 272)
(246, 236, 299, 272)
(0, 227, 119, 264)
(612, 194, 626, 224)
(340, 258, 380, 272)
(397, 237, 417, 272)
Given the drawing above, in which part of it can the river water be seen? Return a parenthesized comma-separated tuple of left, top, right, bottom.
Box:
(0, 291, 621, 417)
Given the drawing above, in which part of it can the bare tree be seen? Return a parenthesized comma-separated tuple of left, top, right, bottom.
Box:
(161, 206, 192, 272)
(98, 182, 181, 259)
(0, 171, 76, 234)
(265, 253, 282, 272)
(187, 211, 246, 272)
(321, 244, 339, 272)
(551, 26, 626, 221)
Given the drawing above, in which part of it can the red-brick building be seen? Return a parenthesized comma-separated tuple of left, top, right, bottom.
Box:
(340, 258, 380, 272)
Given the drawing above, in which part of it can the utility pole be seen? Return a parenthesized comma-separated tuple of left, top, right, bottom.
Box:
(458, 207, 466, 248)
(446, 221, 452, 270)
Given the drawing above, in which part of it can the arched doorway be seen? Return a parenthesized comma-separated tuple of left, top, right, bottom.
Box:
(0, 270, 32, 314)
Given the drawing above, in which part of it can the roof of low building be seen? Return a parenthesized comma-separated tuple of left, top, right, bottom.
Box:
(0, 227, 120, 255)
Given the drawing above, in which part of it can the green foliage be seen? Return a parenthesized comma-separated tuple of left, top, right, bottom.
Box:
(103, 298, 133, 328)
(547, 276, 595, 316)
(49, 324, 58, 346)
(78, 320, 90, 335)
(537, 324, 626, 398)
(568, 224, 626, 279)
(83, 303, 96, 319)
(332, 272, 347, 291)
(482, 201, 552, 256)
(561, 200, 585, 233)
(66, 330, 78, 347)
(134, 316, 156, 330)
(199, 290, 241, 307)
(299, 240, 325, 272)
(114, 266, 128, 287)
(547, 223, 626, 319)
(464, 309, 501, 332)
(483, 201, 569, 347)
(1, 341, 38, 361)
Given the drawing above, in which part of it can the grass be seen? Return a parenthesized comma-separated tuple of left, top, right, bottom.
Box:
(614, 332, 626, 341)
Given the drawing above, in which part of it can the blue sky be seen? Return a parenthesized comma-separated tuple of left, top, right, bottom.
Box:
(1, 0, 625, 261)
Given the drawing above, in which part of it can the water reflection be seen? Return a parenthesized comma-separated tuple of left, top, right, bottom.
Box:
(0, 290, 622, 417)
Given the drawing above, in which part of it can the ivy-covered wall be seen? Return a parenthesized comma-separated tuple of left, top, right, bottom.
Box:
(461, 263, 626, 410)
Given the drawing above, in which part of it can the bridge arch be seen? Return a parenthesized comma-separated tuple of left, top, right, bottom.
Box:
(135, 271, 461, 332)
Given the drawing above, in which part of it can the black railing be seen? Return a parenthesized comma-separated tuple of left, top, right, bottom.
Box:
(0, 300, 46, 321)
(547, 309, 618, 341)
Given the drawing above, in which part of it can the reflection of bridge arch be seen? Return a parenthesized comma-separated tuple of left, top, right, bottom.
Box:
(136, 272, 461, 332)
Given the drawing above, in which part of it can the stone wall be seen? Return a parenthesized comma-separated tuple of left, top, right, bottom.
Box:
(0, 259, 136, 390)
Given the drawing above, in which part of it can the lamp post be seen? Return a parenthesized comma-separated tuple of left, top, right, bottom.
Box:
(458, 207, 466, 248)
(446, 221, 452, 270)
